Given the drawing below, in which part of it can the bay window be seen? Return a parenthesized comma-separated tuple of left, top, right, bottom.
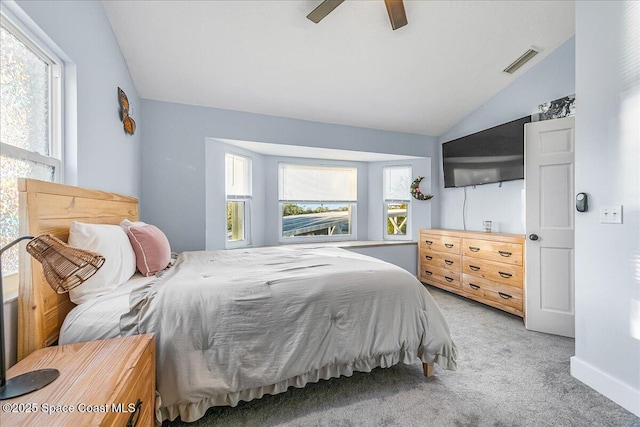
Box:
(279, 163, 357, 241)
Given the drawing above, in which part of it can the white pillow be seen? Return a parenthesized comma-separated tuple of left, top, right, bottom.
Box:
(67, 222, 136, 304)
(120, 218, 147, 229)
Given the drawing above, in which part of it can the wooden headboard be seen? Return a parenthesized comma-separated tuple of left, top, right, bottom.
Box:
(17, 178, 139, 361)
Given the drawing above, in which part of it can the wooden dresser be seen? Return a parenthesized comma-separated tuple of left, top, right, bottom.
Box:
(0, 335, 155, 427)
(418, 229, 525, 317)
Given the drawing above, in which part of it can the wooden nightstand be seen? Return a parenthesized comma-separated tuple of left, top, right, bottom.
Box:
(0, 334, 155, 427)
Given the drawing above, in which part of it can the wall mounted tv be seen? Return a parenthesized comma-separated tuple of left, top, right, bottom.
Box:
(442, 115, 532, 188)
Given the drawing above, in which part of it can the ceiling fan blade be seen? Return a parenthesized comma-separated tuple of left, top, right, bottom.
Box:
(307, 0, 345, 24)
(384, 0, 408, 30)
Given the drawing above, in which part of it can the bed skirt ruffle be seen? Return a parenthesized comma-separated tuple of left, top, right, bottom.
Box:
(158, 345, 457, 423)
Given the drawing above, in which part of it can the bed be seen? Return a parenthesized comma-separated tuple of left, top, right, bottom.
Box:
(17, 179, 457, 423)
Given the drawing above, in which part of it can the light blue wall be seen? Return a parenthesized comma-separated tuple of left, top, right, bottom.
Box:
(437, 37, 575, 233)
(141, 99, 438, 252)
(571, 1, 639, 416)
(13, 0, 141, 197)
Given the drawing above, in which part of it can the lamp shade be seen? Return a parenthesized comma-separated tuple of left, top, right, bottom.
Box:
(26, 234, 105, 293)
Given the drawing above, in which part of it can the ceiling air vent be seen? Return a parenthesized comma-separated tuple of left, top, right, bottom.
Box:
(503, 48, 539, 74)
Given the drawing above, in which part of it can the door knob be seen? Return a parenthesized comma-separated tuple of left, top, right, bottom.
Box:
(529, 234, 539, 241)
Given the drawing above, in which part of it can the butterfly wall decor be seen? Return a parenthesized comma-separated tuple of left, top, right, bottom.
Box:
(118, 87, 136, 135)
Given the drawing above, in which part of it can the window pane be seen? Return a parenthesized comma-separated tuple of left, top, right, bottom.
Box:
(386, 203, 408, 236)
(1, 154, 55, 274)
(227, 201, 245, 242)
(282, 203, 352, 238)
(0, 25, 49, 155)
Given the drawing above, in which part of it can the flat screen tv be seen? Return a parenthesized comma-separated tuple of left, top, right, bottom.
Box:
(442, 116, 532, 188)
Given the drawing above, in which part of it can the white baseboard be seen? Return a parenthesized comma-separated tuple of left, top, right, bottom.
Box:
(571, 356, 640, 417)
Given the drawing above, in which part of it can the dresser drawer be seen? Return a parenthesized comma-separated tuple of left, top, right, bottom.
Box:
(419, 233, 461, 255)
(420, 250, 462, 272)
(462, 274, 523, 311)
(103, 338, 155, 427)
(419, 264, 461, 290)
(462, 258, 523, 288)
(462, 238, 523, 266)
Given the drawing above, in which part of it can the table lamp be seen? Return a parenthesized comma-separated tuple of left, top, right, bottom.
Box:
(0, 234, 105, 400)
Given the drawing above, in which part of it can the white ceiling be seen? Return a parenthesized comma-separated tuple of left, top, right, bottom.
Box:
(102, 1, 575, 136)
(211, 138, 422, 162)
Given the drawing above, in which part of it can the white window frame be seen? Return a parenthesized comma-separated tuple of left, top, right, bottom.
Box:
(278, 163, 357, 243)
(0, 13, 64, 183)
(225, 153, 252, 249)
(383, 165, 412, 241)
(1, 10, 64, 301)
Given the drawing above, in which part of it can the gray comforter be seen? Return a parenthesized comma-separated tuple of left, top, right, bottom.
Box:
(119, 246, 457, 422)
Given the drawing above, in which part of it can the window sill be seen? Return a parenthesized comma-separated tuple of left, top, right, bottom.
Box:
(281, 240, 417, 249)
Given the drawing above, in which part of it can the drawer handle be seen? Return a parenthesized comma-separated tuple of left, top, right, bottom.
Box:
(425, 270, 433, 276)
(469, 265, 480, 271)
(498, 292, 513, 299)
(425, 240, 433, 245)
(425, 255, 433, 260)
(498, 271, 513, 278)
(445, 276, 454, 282)
(469, 283, 480, 290)
(469, 246, 480, 252)
(444, 243, 454, 248)
(444, 259, 453, 265)
(126, 399, 143, 427)
(498, 250, 512, 257)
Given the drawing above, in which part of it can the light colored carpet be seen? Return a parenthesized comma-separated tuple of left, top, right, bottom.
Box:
(164, 286, 640, 426)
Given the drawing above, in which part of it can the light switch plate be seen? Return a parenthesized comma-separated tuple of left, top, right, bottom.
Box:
(600, 205, 623, 224)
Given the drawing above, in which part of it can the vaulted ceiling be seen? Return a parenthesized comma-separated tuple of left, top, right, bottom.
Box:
(103, 1, 575, 136)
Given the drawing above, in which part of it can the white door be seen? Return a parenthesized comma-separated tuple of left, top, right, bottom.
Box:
(525, 116, 575, 337)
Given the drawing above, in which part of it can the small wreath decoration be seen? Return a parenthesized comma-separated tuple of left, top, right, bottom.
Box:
(410, 177, 433, 200)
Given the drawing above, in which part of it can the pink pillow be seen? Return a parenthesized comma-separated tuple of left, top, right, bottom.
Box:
(125, 224, 171, 276)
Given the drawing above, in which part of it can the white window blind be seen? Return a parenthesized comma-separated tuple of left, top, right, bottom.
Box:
(225, 154, 251, 197)
(384, 166, 411, 201)
(279, 164, 357, 202)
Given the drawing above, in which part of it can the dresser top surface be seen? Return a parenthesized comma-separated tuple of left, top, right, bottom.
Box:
(419, 228, 524, 243)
